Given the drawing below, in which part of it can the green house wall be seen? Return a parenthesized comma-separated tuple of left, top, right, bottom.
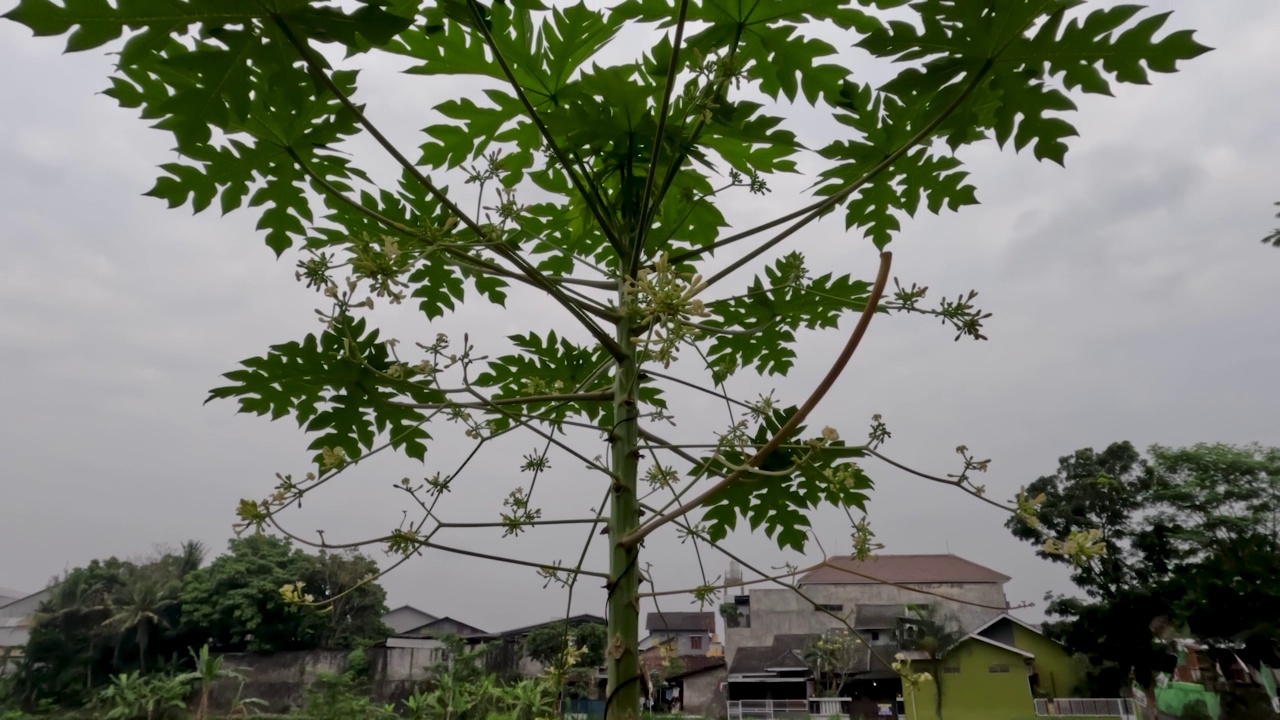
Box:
(1009, 622, 1082, 698)
(903, 639, 1034, 720)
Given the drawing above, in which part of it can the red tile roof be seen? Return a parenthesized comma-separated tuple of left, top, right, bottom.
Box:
(799, 554, 1010, 585)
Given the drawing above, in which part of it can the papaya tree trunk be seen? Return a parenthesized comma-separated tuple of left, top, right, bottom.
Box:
(605, 287, 642, 720)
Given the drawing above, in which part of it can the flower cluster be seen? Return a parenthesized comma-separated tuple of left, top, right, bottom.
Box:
(280, 581, 315, 606)
(892, 653, 934, 690)
(624, 253, 709, 367)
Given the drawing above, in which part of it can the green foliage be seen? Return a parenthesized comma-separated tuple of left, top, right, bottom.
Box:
(90, 671, 189, 720)
(1010, 442, 1280, 694)
(700, 407, 870, 551)
(303, 671, 395, 720)
(180, 535, 390, 653)
(1263, 202, 1280, 247)
(10, 536, 391, 710)
(522, 621, 606, 669)
(3, 1, 1209, 717)
(802, 630, 863, 697)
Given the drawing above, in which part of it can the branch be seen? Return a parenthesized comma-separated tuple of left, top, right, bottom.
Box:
(463, 0, 625, 256)
(632, 0, 692, 272)
(644, 370, 754, 411)
(267, 509, 610, 580)
(436, 517, 604, 530)
(622, 251, 893, 547)
(865, 449, 1015, 514)
(290, 148, 618, 321)
(393, 390, 614, 411)
(273, 17, 626, 360)
(672, 64, 992, 283)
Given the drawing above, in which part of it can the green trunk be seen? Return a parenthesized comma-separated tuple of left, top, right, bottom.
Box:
(605, 289, 642, 720)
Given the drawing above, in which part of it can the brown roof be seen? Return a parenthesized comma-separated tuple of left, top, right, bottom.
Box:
(646, 611, 715, 632)
(799, 554, 1010, 585)
(729, 634, 817, 674)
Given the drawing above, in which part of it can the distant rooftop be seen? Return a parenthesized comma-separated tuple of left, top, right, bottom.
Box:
(646, 611, 716, 633)
(800, 554, 1010, 585)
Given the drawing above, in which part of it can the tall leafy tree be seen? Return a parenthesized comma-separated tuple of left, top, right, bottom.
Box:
(1009, 442, 1280, 695)
(179, 534, 389, 652)
(304, 550, 393, 649)
(524, 621, 607, 669)
(4, 1, 1208, 716)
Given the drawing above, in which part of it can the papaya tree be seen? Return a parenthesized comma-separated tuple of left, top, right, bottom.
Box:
(3, 1, 1208, 717)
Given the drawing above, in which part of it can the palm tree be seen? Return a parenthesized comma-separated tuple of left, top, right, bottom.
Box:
(171, 540, 207, 579)
(35, 572, 113, 689)
(901, 605, 964, 720)
(102, 569, 177, 674)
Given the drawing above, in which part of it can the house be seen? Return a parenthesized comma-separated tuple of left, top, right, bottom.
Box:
(378, 605, 488, 669)
(667, 655, 729, 719)
(902, 613, 1121, 720)
(382, 605, 439, 636)
(0, 588, 24, 607)
(725, 554, 1010, 666)
(640, 612, 725, 714)
(723, 556, 1136, 720)
(0, 586, 55, 672)
(642, 611, 717, 655)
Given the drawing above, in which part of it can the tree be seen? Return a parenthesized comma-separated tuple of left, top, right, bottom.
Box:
(3, 2, 1209, 717)
(180, 534, 388, 653)
(523, 621, 606, 669)
(102, 566, 179, 674)
(305, 550, 393, 649)
(803, 630, 863, 697)
(1008, 442, 1280, 695)
(14, 559, 131, 706)
(899, 605, 964, 719)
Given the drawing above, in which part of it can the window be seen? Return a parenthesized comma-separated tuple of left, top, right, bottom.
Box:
(815, 603, 843, 612)
(988, 664, 1010, 674)
(870, 631, 880, 642)
(943, 666, 961, 675)
(690, 635, 704, 650)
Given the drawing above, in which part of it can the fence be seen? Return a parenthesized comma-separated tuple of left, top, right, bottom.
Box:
(727, 699, 810, 720)
(1034, 698, 1138, 718)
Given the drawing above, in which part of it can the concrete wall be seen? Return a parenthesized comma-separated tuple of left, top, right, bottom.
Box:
(209, 646, 440, 714)
(682, 669, 727, 719)
(727, 576, 1003, 661)
(725, 583, 1006, 664)
(643, 631, 712, 656)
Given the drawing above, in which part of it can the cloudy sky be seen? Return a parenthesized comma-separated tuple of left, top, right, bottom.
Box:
(1, 2, 1277, 633)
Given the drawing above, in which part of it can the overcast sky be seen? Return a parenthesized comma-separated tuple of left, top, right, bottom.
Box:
(1, 2, 1277, 633)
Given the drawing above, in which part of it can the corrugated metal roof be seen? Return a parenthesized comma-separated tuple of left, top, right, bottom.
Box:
(799, 554, 1010, 585)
